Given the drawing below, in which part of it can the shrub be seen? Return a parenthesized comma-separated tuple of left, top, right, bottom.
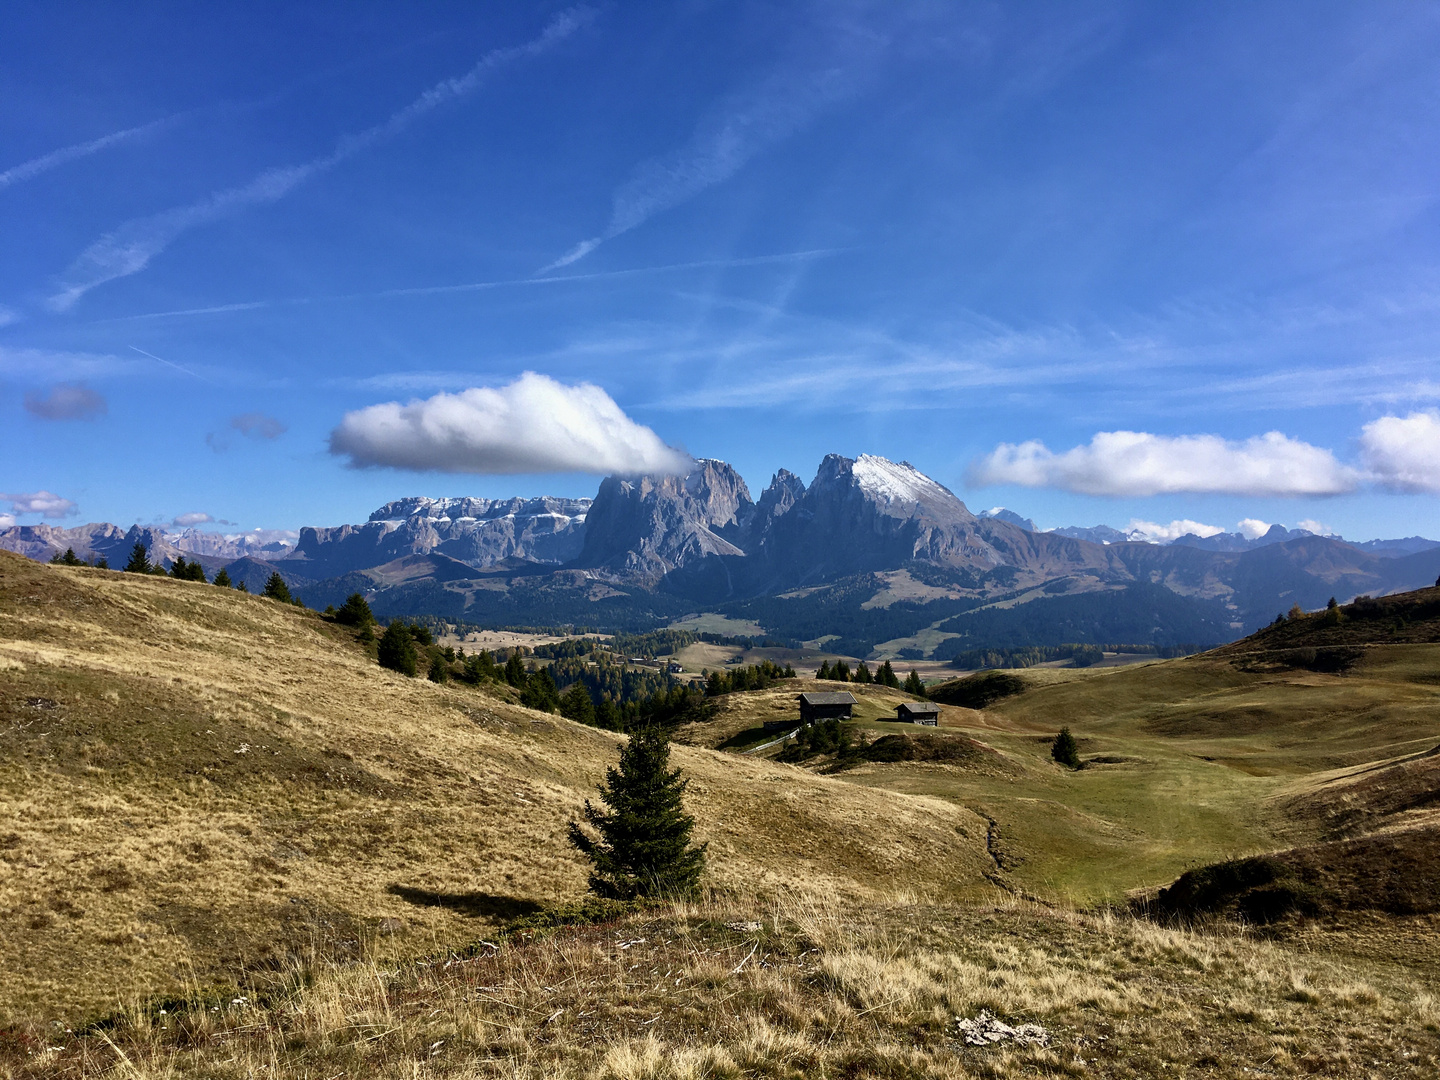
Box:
(1051, 727, 1081, 769)
(568, 726, 706, 899)
(377, 622, 418, 677)
(261, 572, 292, 603)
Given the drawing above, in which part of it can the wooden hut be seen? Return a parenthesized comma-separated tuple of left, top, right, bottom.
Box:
(798, 691, 856, 724)
(895, 701, 940, 726)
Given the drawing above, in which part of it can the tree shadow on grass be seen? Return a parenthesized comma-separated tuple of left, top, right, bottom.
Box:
(385, 885, 543, 920)
(716, 725, 785, 751)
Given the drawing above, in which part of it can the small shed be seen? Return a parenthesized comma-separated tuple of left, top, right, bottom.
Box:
(895, 701, 940, 726)
(799, 691, 857, 724)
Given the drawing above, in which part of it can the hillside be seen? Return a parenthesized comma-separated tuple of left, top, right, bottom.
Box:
(0, 551, 995, 1020)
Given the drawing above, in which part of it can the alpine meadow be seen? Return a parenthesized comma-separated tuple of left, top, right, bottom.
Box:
(5, 4, 1440, 1078)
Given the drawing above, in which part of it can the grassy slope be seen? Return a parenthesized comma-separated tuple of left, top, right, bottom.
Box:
(0, 552, 995, 1021)
(704, 611, 1440, 905)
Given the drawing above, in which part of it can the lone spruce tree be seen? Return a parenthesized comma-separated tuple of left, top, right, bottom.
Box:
(1051, 727, 1081, 769)
(377, 622, 418, 676)
(123, 542, 151, 574)
(569, 726, 706, 900)
(262, 572, 292, 602)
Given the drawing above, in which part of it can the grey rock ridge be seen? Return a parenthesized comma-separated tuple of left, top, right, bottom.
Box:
(576, 459, 754, 577)
(287, 495, 591, 579)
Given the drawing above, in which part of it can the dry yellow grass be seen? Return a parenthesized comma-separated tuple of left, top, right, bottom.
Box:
(7, 890, 1438, 1078)
(0, 552, 996, 1021)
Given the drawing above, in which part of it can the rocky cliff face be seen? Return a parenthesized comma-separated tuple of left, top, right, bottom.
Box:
(288, 495, 590, 578)
(756, 454, 1008, 583)
(576, 459, 754, 578)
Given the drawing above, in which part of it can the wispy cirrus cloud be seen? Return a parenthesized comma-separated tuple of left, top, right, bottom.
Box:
(0, 116, 178, 193)
(538, 20, 883, 272)
(329, 372, 691, 475)
(968, 430, 1360, 497)
(47, 9, 591, 311)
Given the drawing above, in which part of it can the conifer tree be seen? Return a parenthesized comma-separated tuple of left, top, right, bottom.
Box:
(521, 666, 560, 712)
(1051, 727, 1081, 769)
(904, 669, 926, 697)
(877, 660, 900, 688)
(854, 661, 872, 684)
(832, 660, 851, 682)
(428, 653, 449, 683)
(504, 650, 527, 687)
(568, 726, 706, 899)
(816, 660, 832, 680)
(560, 681, 597, 726)
(377, 622, 418, 676)
(213, 567, 232, 588)
(335, 592, 375, 627)
(262, 572, 292, 602)
(123, 542, 151, 574)
(94, 557, 109, 570)
(50, 547, 84, 566)
(236, 580, 248, 593)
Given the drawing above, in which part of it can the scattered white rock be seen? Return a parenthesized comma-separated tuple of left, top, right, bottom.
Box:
(953, 1010, 1050, 1047)
(726, 921, 763, 932)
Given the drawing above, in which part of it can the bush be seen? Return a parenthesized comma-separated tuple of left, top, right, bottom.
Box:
(1051, 727, 1081, 769)
(568, 726, 706, 899)
(377, 622, 418, 677)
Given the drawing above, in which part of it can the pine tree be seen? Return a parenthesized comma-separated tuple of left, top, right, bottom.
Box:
(428, 653, 449, 683)
(816, 660, 832, 680)
(262, 572, 292, 602)
(377, 622, 418, 676)
(832, 660, 851, 682)
(169, 556, 206, 582)
(123, 542, 151, 574)
(560, 682, 597, 726)
(1051, 727, 1081, 769)
(50, 547, 84, 566)
(94, 557, 109, 570)
(877, 660, 900, 688)
(213, 567, 232, 588)
(335, 592, 374, 627)
(236, 580, 248, 593)
(568, 726, 706, 899)
(904, 669, 926, 697)
(854, 661, 873, 684)
(504, 650, 527, 687)
(521, 666, 560, 712)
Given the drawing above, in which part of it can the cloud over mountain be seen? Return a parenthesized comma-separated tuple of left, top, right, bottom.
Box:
(328, 372, 692, 476)
(1359, 411, 1440, 493)
(969, 430, 1358, 497)
(23, 382, 107, 421)
(2, 490, 77, 518)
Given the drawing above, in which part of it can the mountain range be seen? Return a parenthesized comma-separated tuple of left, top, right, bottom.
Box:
(6, 453, 1439, 659)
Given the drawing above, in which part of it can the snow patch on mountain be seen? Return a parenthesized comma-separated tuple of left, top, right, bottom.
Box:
(852, 455, 954, 506)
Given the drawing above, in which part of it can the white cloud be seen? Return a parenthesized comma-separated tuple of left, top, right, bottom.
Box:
(23, 382, 107, 421)
(47, 11, 588, 310)
(231, 412, 286, 439)
(1295, 518, 1334, 536)
(1124, 519, 1224, 543)
(0, 514, 14, 528)
(3, 490, 77, 518)
(1359, 410, 1440, 493)
(1237, 518, 1272, 540)
(329, 372, 691, 476)
(968, 430, 1358, 497)
(172, 512, 214, 527)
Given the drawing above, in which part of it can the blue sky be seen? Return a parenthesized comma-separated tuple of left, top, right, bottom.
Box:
(3, 1, 1440, 541)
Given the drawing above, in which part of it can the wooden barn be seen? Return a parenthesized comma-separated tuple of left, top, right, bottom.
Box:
(895, 701, 940, 726)
(798, 691, 856, 724)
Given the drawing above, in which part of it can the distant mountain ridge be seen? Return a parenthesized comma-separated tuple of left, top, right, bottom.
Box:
(5, 453, 1439, 656)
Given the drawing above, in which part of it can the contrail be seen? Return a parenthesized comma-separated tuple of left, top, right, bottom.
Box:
(128, 345, 221, 386)
(0, 117, 177, 192)
(105, 249, 849, 320)
(48, 8, 593, 312)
